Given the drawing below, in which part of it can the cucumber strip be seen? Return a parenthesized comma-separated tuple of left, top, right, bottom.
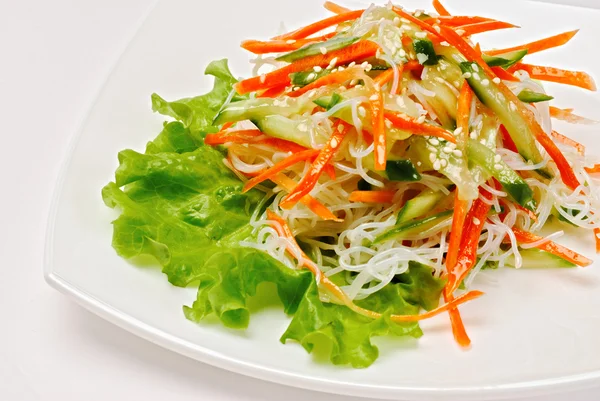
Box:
(505, 248, 576, 268)
(291, 69, 331, 87)
(276, 36, 360, 63)
(253, 115, 315, 148)
(413, 39, 439, 66)
(386, 160, 422, 182)
(397, 189, 446, 224)
(375, 210, 453, 243)
(214, 97, 308, 125)
(460, 62, 552, 178)
(482, 49, 528, 69)
(313, 93, 342, 110)
(517, 89, 554, 103)
(467, 139, 536, 211)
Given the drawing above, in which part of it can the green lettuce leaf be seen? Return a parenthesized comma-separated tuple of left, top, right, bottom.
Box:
(281, 262, 444, 368)
(103, 58, 447, 368)
(151, 59, 242, 132)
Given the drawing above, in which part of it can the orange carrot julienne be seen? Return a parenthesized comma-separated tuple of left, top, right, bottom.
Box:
(586, 164, 600, 174)
(444, 292, 471, 348)
(457, 81, 473, 138)
(205, 129, 307, 154)
(457, 21, 518, 37)
(549, 106, 596, 124)
(431, 16, 495, 26)
(446, 195, 469, 270)
(241, 33, 336, 54)
(500, 125, 518, 153)
(510, 63, 596, 91)
(432, 0, 451, 16)
(485, 29, 579, 56)
(323, 1, 350, 14)
(288, 66, 359, 98)
(257, 85, 288, 98)
(324, 163, 337, 180)
(384, 112, 457, 143)
(512, 228, 592, 267)
(235, 40, 380, 94)
(243, 149, 320, 192)
(491, 66, 518, 82)
(371, 86, 386, 170)
(551, 130, 585, 155)
(436, 25, 497, 78)
(393, 6, 443, 39)
(267, 210, 484, 323)
(221, 122, 234, 130)
(280, 121, 350, 209)
(272, 9, 364, 40)
(374, 68, 394, 86)
(349, 190, 396, 203)
(271, 174, 341, 221)
(594, 228, 600, 253)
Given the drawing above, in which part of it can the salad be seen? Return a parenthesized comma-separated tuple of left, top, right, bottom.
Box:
(103, 0, 600, 368)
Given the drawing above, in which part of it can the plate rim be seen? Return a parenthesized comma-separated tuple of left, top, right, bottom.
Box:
(43, 0, 600, 399)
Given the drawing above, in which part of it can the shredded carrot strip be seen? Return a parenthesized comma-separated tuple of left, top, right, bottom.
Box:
(235, 40, 380, 94)
(205, 129, 306, 154)
(273, 9, 364, 40)
(384, 112, 457, 143)
(457, 82, 472, 141)
(551, 130, 585, 155)
(280, 121, 350, 209)
(267, 210, 484, 322)
(323, 164, 337, 180)
(371, 86, 386, 170)
(447, 190, 493, 294)
(594, 228, 600, 254)
(242, 149, 320, 192)
(432, 16, 495, 26)
(485, 29, 579, 56)
(271, 174, 341, 221)
(432, 0, 451, 16)
(323, 1, 350, 14)
(444, 292, 471, 347)
(258, 85, 288, 98)
(585, 164, 600, 174)
(221, 122, 234, 130)
(374, 68, 394, 86)
(289, 66, 359, 98)
(241, 33, 336, 54)
(349, 190, 396, 203)
(512, 228, 592, 267)
(491, 66, 518, 82)
(457, 21, 518, 37)
(510, 63, 596, 91)
(549, 106, 595, 124)
(499, 125, 518, 153)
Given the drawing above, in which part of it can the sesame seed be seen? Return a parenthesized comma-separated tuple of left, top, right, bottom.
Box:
(473, 74, 481, 81)
(493, 77, 501, 84)
(259, 74, 266, 84)
(440, 159, 448, 167)
(453, 150, 463, 157)
(374, 83, 381, 91)
(429, 138, 440, 146)
(401, 24, 412, 31)
(349, 61, 356, 68)
(331, 68, 338, 73)
(401, 18, 411, 24)
(307, 73, 316, 81)
(509, 102, 517, 111)
(473, 218, 481, 225)
(339, 86, 347, 91)
(494, 163, 504, 171)
(415, 9, 424, 17)
(462, 72, 472, 79)
(456, 29, 466, 36)
(349, 79, 358, 86)
(433, 160, 442, 170)
(429, 153, 437, 163)
(417, 115, 426, 124)
(338, 66, 345, 72)
(306, 89, 316, 97)
(293, 86, 300, 91)
(448, 142, 457, 149)
(472, 64, 480, 72)
(481, 79, 490, 86)
(361, 61, 369, 69)
(434, 25, 441, 33)
(313, 66, 322, 72)
(365, 64, 373, 72)
(435, 77, 445, 83)
(358, 106, 366, 117)
(330, 138, 339, 148)
(440, 41, 450, 46)
(398, 49, 407, 58)
(393, 17, 401, 26)
(454, 127, 463, 136)
(337, 124, 345, 133)
(286, 39, 296, 44)
(320, 47, 327, 55)
(470, 132, 477, 139)
(369, 94, 379, 101)
(376, 49, 382, 58)
(385, 119, 392, 128)
(443, 146, 452, 153)
(415, 31, 427, 39)
(494, 154, 502, 163)
(417, 161, 422, 166)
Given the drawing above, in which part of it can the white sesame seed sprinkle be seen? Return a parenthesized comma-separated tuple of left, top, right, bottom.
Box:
(330, 138, 339, 148)
(494, 163, 504, 171)
(443, 146, 452, 153)
(415, 31, 427, 39)
(429, 138, 440, 146)
(462, 72, 472, 79)
(429, 153, 437, 163)
(320, 47, 327, 55)
(369, 94, 379, 101)
(259, 74, 266, 83)
(286, 39, 296, 44)
(472, 64, 480, 72)
(493, 77, 501, 84)
(337, 124, 345, 133)
(481, 79, 490, 86)
(456, 29, 466, 36)
(453, 150, 463, 157)
(473, 218, 481, 225)
(313, 66, 322, 72)
(358, 106, 366, 117)
(494, 154, 502, 163)
(433, 159, 442, 170)
(454, 127, 463, 135)
(440, 159, 448, 167)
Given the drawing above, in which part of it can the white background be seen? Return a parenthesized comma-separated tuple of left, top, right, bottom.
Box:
(1, 0, 599, 400)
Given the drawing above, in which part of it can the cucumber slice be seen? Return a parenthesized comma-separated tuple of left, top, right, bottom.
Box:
(253, 115, 315, 148)
(517, 89, 554, 103)
(276, 36, 360, 63)
(460, 62, 552, 179)
(482, 49, 528, 69)
(313, 93, 342, 110)
(397, 189, 446, 224)
(214, 97, 309, 125)
(386, 160, 422, 182)
(467, 139, 536, 211)
(505, 248, 576, 268)
(375, 210, 453, 243)
(291, 69, 330, 87)
(413, 39, 439, 66)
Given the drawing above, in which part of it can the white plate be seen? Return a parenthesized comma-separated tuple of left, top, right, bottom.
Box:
(44, 0, 600, 399)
